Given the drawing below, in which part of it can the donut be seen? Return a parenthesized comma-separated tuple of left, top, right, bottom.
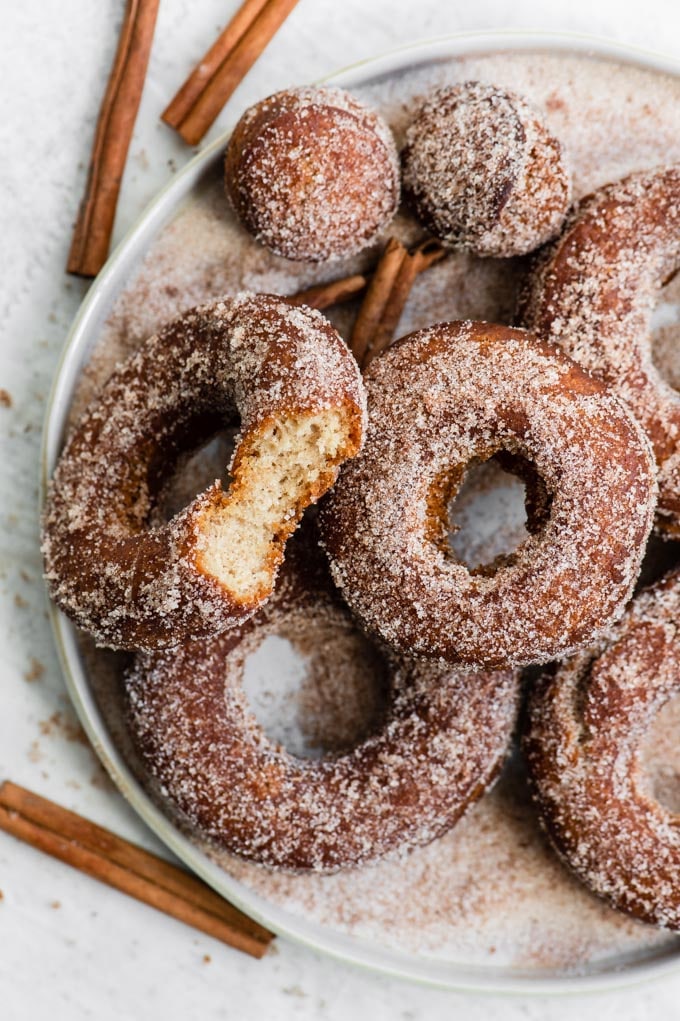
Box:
(401, 81, 571, 258)
(524, 571, 680, 930)
(225, 86, 400, 262)
(519, 165, 680, 535)
(318, 321, 657, 668)
(124, 528, 520, 872)
(42, 294, 365, 651)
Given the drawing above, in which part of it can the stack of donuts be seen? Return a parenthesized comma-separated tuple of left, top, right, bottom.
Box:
(42, 80, 680, 930)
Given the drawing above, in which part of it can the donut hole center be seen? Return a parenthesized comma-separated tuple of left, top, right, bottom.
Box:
(650, 268, 680, 392)
(154, 428, 238, 523)
(241, 621, 389, 760)
(637, 692, 680, 813)
(446, 453, 549, 572)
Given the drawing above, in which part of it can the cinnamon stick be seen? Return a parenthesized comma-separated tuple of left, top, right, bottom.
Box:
(349, 238, 406, 367)
(350, 238, 446, 368)
(288, 273, 368, 310)
(367, 238, 447, 366)
(67, 0, 160, 278)
(162, 0, 270, 131)
(0, 781, 273, 958)
(163, 0, 301, 146)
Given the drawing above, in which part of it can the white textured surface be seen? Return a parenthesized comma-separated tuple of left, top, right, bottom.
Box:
(3, 0, 680, 1017)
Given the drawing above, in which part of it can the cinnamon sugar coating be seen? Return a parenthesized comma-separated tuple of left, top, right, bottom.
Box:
(319, 321, 657, 668)
(225, 87, 400, 262)
(519, 164, 680, 535)
(124, 530, 520, 872)
(401, 81, 571, 258)
(42, 294, 365, 651)
(525, 571, 680, 930)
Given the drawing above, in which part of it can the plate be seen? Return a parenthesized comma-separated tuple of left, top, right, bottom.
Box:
(41, 31, 680, 993)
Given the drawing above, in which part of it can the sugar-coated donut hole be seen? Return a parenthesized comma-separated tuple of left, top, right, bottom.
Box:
(225, 87, 400, 262)
(650, 267, 680, 393)
(241, 615, 389, 760)
(401, 81, 571, 258)
(638, 693, 680, 814)
(443, 450, 552, 575)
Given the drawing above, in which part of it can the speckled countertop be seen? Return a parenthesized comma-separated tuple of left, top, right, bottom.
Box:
(3, 0, 680, 1018)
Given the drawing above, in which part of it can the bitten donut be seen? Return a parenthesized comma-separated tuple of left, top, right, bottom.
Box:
(519, 165, 680, 534)
(42, 294, 365, 651)
(525, 572, 680, 930)
(225, 86, 400, 262)
(401, 81, 571, 257)
(124, 529, 520, 872)
(319, 321, 657, 668)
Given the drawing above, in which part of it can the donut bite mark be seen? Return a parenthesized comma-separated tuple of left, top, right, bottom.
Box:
(124, 531, 520, 872)
(401, 81, 571, 258)
(319, 321, 657, 669)
(519, 164, 680, 535)
(525, 572, 680, 930)
(42, 294, 366, 651)
(225, 87, 400, 262)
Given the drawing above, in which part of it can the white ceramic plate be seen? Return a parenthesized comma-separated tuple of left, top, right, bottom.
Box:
(41, 31, 680, 994)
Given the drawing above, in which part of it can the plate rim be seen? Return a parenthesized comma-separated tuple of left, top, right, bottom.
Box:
(40, 28, 680, 995)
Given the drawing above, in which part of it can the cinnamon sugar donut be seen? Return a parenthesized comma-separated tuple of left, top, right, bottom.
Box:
(225, 87, 400, 262)
(319, 321, 657, 668)
(124, 530, 520, 872)
(520, 165, 680, 535)
(401, 81, 571, 258)
(525, 571, 680, 930)
(42, 294, 365, 651)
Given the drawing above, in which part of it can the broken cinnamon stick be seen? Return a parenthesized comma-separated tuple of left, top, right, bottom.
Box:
(162, 0, 270, 131)
(287, 273, 368, 310)
(163, 0, 301, 146)
(0, 781, 273, 958)
(350, 237, 446, 368)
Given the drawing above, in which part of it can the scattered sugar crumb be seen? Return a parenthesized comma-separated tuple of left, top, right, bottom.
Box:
(39, 711, 87, 745)
(23, 658, 44, 683)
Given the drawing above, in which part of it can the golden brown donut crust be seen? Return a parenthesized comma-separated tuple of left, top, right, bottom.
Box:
(524, 571, 680, 930)
(225, 87, 400, 262)
(124, 530, 520, 872)
(42, 294, 365, 651)
(519, 164, 680, 534)
(318, 321, 657, 668)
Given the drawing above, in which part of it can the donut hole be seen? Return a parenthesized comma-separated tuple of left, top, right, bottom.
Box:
(650, 267, 680, 392)
(241, 620, 389, 759)
(637, 692, 680, 813)
(446, 453, 550, 572)
(154, 428, 238, 523)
